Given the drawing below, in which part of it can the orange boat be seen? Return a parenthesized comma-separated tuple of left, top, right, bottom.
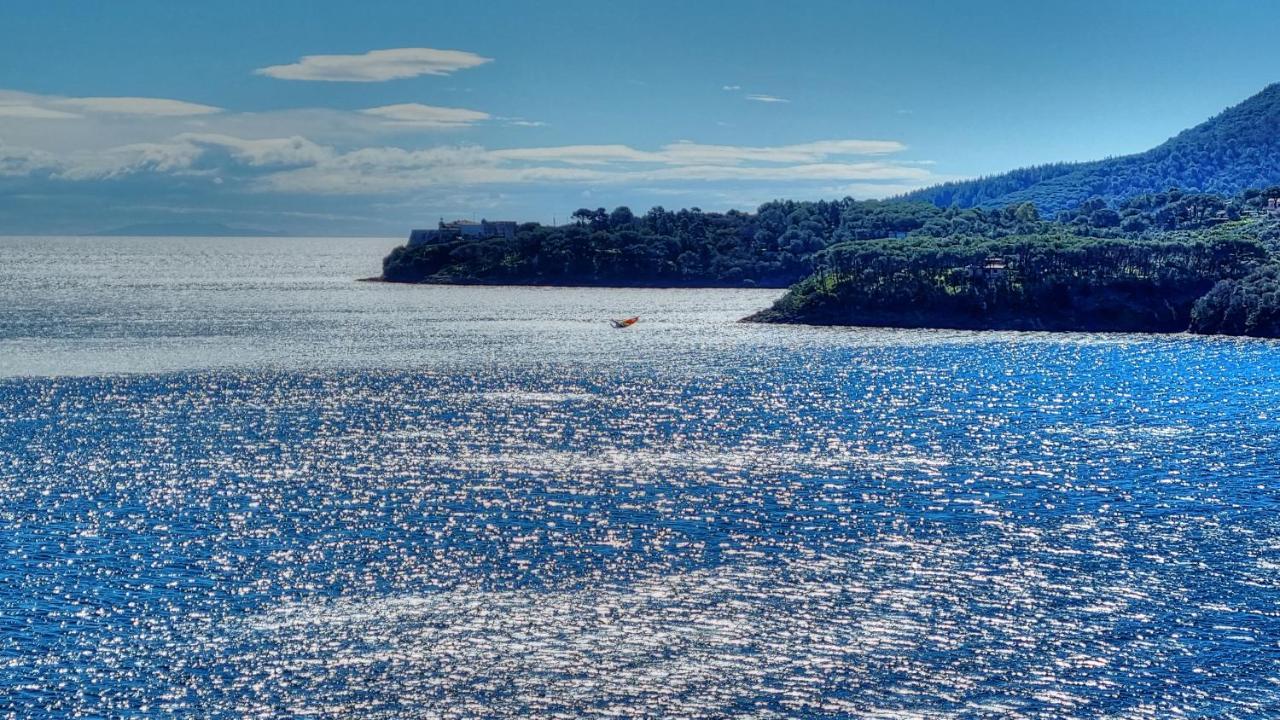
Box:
(610, 316, 640, 328)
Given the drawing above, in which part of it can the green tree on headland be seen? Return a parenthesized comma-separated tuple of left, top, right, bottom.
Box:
(380, 188, 1280, 336)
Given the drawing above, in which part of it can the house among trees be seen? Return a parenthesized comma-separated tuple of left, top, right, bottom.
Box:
(960, 256, 1011, 282)
(408, 219, 518, 246)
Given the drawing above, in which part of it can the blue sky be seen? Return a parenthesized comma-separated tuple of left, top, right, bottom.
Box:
(3, 0, 1280, 235)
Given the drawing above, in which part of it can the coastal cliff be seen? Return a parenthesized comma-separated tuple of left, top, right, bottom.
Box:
(742, 227, 1277, 336)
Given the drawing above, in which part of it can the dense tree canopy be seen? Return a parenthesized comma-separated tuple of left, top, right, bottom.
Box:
(1190, 264, 1280, 337)
(382, 189, 1270, 288)
(749, 227, 1270, 332)
(381, 183, 1280, 336)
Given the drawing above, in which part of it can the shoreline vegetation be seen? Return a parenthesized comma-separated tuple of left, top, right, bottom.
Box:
(743, 228, 1271, 335)
(379, 86, 1280, 338)
(379, 189, 1280, 338)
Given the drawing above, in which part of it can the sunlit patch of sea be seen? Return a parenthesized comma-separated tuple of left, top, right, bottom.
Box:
(1, 238, 1279, 718)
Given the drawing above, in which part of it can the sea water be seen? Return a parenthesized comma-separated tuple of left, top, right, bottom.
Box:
(1, 236, 1278, 718)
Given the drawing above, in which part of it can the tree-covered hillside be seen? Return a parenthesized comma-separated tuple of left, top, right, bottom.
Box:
(377, 81, 1280, 337)
(904, 84, 1280, 212)
(746, 223, 1272, 333)
(382, 188, 1280, 336)
(382, 189, 1266, 289)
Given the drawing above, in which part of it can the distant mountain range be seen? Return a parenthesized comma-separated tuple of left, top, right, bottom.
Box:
(93, 222, 283, 237)
(904, 84, 1280, 212)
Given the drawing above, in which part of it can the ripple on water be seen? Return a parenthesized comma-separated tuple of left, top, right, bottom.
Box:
(1, 337, 1279, 718)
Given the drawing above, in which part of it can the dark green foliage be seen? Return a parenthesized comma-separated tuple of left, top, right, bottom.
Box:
(380, 181, 1280, 335)
(749, 227, 1270, 333)
(905, 84, 1280, 213)
(1190, 264, 1280, 337)
(382, 200, 945, 287)
(382, 189, 1263, 288)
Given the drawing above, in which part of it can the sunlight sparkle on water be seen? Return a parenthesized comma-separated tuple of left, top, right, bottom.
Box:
(1, 237, 1278, 718)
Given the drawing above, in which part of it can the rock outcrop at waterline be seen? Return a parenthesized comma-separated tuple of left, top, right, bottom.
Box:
(744, 228, 1280, 338)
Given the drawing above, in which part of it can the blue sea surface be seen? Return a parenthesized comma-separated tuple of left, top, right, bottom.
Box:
(1, 236, 1279, 718)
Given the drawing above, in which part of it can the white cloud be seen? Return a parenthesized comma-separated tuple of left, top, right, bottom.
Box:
(177, 133, 335, 167)
(56, 141, 207, 180)
(745, 94, 789, 103)
(256, 139, 931, 194)
(486, 140, 905, 167)
(634, 162, 929, 183)
(722, 85, 741, 91)
(0, 105, 82, 119)
(507, 119, 547, 127)
(254, 48, 492, 82)
(0, 142, 57, 175)
(659, 139, 906, 164)
(0, 89, 498, 157)
(11, 132, 336, 181)
(0, 94, 938, 198)
(360, 103, 490, 128)
(489, 144, 665, 165)
(0, 90, 221, 127)
(260, 156, 606, 194)
(53, 97, 222, 116)
(259, 154, 933, 195)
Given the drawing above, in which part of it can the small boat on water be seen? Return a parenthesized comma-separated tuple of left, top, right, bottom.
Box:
(610, 316, 640, 328)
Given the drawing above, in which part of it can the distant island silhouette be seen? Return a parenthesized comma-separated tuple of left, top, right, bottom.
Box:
(94, 222, 284, 237)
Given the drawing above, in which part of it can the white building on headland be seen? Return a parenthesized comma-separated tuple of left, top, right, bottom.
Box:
(408, 219, 518, 246)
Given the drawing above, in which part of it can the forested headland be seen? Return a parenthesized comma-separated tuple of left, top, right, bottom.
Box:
(381, 188, 1280, 337)
(382, 189, 1259, 288)
(745, 221, 1277, 334)
(379, 82, 1280, 338)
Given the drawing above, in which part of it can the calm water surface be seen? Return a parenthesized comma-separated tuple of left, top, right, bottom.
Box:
(1, 236, 1278, 718)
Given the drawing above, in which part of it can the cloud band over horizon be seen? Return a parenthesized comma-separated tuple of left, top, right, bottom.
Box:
(0, 43, 945, 233)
